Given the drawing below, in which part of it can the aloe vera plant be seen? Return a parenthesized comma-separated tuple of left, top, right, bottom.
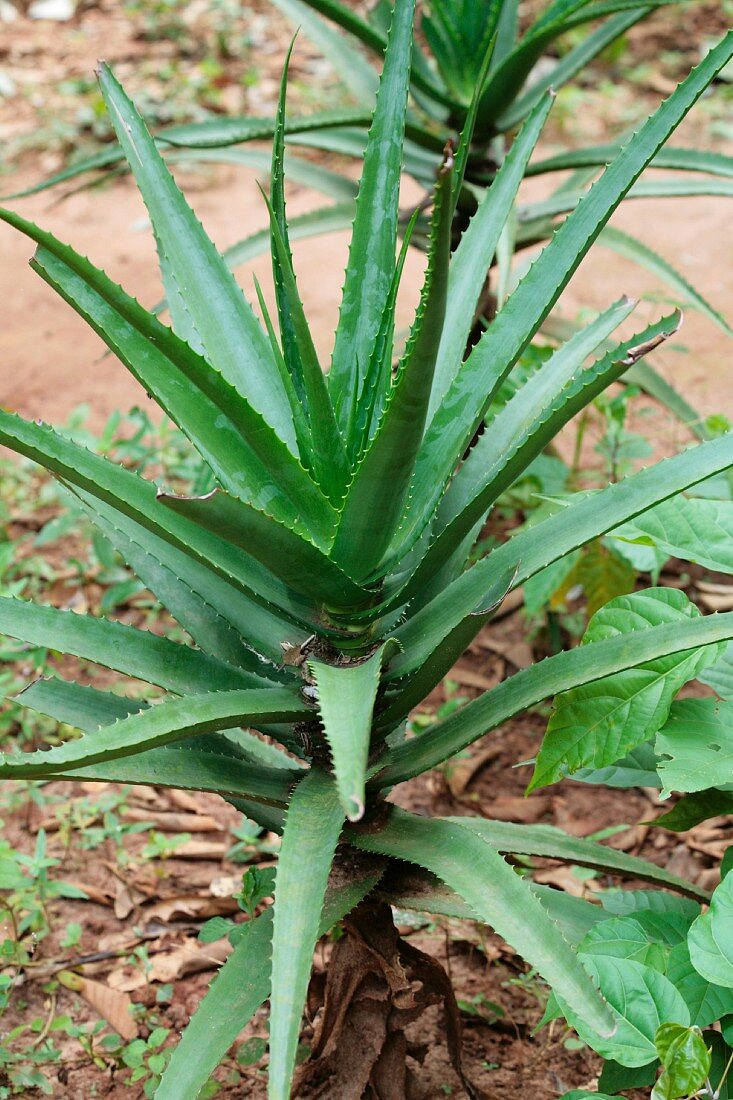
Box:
(3, 6, 733, 1096)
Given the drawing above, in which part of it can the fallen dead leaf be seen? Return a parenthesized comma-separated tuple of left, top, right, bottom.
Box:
(484, 794, 551, 824)
(533, 867, 601, 897)
(173, 840, 229, 860)
(121, 808, 222, 833)
(166, 789, 211, 815)
(145, 895, 239, 923)
(446, 745, 502, 799)
(59, 970, 137, 1040)
(450, 663, 501, 691)
(108, 938, 232, 990)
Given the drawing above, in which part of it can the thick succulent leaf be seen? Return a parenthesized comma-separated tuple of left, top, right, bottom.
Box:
(447, 818, 706, 900)
(328, 0, 416, 429)
(269, 0, 378, 101)
(0, 687, 310, 777)
(160, 107, 374, 150)
(220, 203, 356, 273)
(563, 956, 689, 1068)
(0, 210, 329, 530)
(350, 808, 616, 1039)
(699, 642, 733, 699)
(395, 432, 733, 673)
(160, 488, 373, 609)
(308, 644, 394, 821)
(375, 610, 733, 788)
(410, 34, 733, 534)
(529, 143, 733, 180)
(331, 148, 451, 578)
(156, 859, 382, 1100)
(666, 943, 733, 1028)
(426, 92, 554, 424)
(269, 770, 344, 1100)
(0, 596, 267, 695)
(0, 408, 318, 628)
(600, 226, 733, 338)
(71, 487, 302, 670)
(97, 65, 295, 450)
(656, 697, 733, 795)
(498, 7, 658, 129)
(688, 872, 733, 988)
(522, 176, 733, 223)
(529, 589, 720, 791)
(612, 496, 733, 574)
(16, 677, 144, 729)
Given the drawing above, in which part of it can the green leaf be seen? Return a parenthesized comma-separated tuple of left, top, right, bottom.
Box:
(270, 0, 378, 101)
(529, 143, 733, 180)
(0, 596, 264, 695)
(97, 64, 295, 450)
(651, 789, 733, 832)
(330, 148, 452, 578)
(688, 872, 733, 988)
(412, 33, 733, 522)
(446, 818, 705, 899)
(561, 956, 689, 1067)
(350, 807, 617, 1040)
(580, 915, 668, 969)
(0, 688, 310, 777)
(656, 698, 733, 795)
(572, 740, 662, 789)
(16, 677, 144, 730)
(612, 496, 733, 574)
(328, 0, 416, 429)
(427, 91, 554, 423)
(269, 770, 344, 1100)
(308, 643, 394, 821)
(653, 1023, 711, 1100)
(376, 609, 733, 788)
(156, 858, 382, 1100)
(700, 641, 733, 699)
(530, 589, 719, 791)
(666, 943, 733, 1028)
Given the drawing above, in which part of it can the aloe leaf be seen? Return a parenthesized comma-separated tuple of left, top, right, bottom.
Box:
(600, 226, 733, 338)
(269, 770, 344, 1100)
(498, 8, 657, 129)
(0, 596, 267, 696)
(521, 176, 733, 223)
(656, 697, 733, 795)
(16, 677, 145, 729)
(96, 64, 295, 449)
(160, 488, 373, 609)
(350, 807, 616, 1039)
(529, 143, 733, 180)
(427, 92, 554, 424)
(331, 149, 451, 578)
(269, 0, 378, 101)
(221, 202, 356, 272)
(396, 432, 733, 676)
(0, 687, 310, 777)
(0, 410, 316, 627)
(71, 488, 302, 670)
(375, 610, 733, 788)
(308, 643, 395, 821)
(412, 33, 733, 532)
(612, 496, 733, 573)
(449, 819, 706, 900)
(328, 0, 416, 430)
(529, 589, 721, 791)
(156, 858, 381, 1100)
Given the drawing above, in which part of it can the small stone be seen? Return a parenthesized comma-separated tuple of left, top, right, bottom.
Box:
(28, 0, 75, 20)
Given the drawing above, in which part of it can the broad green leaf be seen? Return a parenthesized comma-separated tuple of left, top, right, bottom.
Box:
(156, 858, 382, 1100)
(445, 818, 705, 899)
(572, 741, 662, 790)
(427, 91, 554, 422)
(653, 1023, 711, 1100)
(561, 956, 689, 1067)
(0, 596, 265, 696)
(530, 589, 719, 791)
(580, 915, 668, 969)
(308, 643, 394, 820)
(688, 873, 733, 988)
(159, 488, 372, 609)
(0, 688, 310, 776)
(411, 34, 733, 526)
(700, 641, 733, 699)
(331, 149, 452, 577)
(350, 807, 617, 1039)
(599, 1058, 660, 1093)
(376, 609, 733, 788)
(328, 0, 415, 428)
(656, 698, 733, 795)
(613, 496, 733, 574)
(651, 789, 733, 832)
(97, 64, 296, 449)
(268, 770, 344, 1100)
(666, 943, 733, 1028)
(396, 432, 733, 684)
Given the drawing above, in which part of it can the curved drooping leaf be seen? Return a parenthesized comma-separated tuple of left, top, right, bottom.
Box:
(572, 741, 663, 790)
(16, 677, 145, 729)
(651, 789, 733, 832)
(666, 944, 733, 1028)
(350, 807, 616, 1039)
(97, 64, 296, 450)
(653, 1022, 711, 1100)
(268, 770, 344, 1100)
(688, 872, 733, 988)
(612, 496, 733, 574)
(656, 698, 733, 796)
(528, 143, 733, 180)
(155, 857, 382, 1100)
(699, 642, 733, 700)
(529, 589, 720, 791)
(376, 610, 733, 788)
(0, 688, 310, 777)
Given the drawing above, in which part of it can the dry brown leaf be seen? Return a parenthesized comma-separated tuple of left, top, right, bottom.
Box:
(446, 745, 502, 798)
(486, 794, 550, 824)
(146, 939, 231, 984)
(145, 895, 239, 923)
(533, 868, 601, 897)
(210, 874, 243, 898)
(166, 789, 210, 815)
(121, 808, 222, 833)
(173, 840, 229, 860)
(450, 663, 500, 691)
(475, 634, 534, 669)
(59, 970, 137, 1040)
